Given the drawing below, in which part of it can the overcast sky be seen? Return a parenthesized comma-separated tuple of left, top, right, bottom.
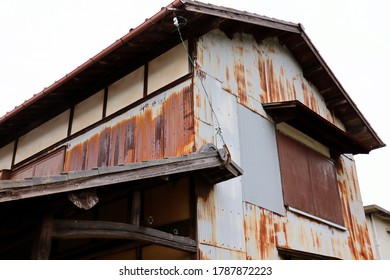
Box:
(0, 0, 389, 210)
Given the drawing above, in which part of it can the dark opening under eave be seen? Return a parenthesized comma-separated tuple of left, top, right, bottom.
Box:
(263, 101, 371, 155)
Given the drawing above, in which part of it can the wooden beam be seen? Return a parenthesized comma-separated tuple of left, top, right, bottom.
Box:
(31, 215, 53, 260)
(0, 147, 242, 203)
(51, 219, 196, 253)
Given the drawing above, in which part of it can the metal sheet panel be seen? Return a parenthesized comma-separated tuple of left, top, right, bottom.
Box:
(64, 79, 195, 171)
(337, 155, 374, 259)
(10, 148, 65, 180)
(196, 30, 345, 129)
(277, 132, 344, 226)
(196, 80, 246, 253)
(198, 244, 246, 260)
(274, 210, 351, 259)
(237, 104, 284, 215)
(244, 203, 278, 260)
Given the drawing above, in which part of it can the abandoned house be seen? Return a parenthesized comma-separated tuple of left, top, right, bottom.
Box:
(0, 0, 385, 260)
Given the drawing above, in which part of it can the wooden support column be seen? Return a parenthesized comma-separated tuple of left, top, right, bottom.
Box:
(31, 215, 53, 260)
(130, 190, 141, 226)
(130, 190, 142, 259)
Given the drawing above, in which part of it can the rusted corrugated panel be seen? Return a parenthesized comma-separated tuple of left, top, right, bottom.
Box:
(270, 154, 374, 259)
(10, 148, 65, 179)
(197, 178, 246, 251)
(244, 203, 277, 260)
(336, 155, 374, 259)
(274, 210, 350, 259)
(196, 30, 345, 130)
(64, 80, 194, 172)
(277, 132, 344, 226)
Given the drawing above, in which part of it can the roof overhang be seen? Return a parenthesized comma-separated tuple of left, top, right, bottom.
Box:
(0, 0, 385, 152)
(263, 101, 370, 154)
(364, 204, 390, 220)
(0, 144, 242, 203)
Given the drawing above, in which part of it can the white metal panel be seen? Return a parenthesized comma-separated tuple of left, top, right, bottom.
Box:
(147, 42, 189, 94)
(0, 141, 14, 170)
(15, 110, 70, 163)
(196, 77, 246, 252)
(237, 104, 285, 215)
(106, 66, 144, 116)
(198, 244, 246, 260)
(71, 90, 104, 134)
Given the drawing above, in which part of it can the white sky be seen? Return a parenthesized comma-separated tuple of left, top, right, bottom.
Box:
(0, 0, 389, 210)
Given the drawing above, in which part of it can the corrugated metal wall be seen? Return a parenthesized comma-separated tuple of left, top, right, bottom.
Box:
(195, 29, 373, 260)
(196, 30, 345, 129)
(64, 79, 195, 171)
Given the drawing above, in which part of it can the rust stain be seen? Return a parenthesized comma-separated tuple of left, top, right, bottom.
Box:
(64, 86, 195, 172)
(198, 248, 208, 260)
(259, 208, 275, 259)
(258, 56, 267, 96)
(195, 94, 201, 109)
(337, 156, 374, 259)
(234, 63, 247, 106)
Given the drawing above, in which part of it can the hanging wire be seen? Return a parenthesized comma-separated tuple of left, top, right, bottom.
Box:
(173, 14, 229, 152)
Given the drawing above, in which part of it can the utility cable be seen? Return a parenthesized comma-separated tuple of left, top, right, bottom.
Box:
(173, 15, 230, 159)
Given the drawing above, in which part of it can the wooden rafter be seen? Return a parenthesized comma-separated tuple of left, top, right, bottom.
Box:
(51, 219, 197, 253)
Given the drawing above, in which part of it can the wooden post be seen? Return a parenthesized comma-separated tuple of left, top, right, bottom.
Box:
(31, 215, 53, 260)
(130, 190, 142, 259)
(130, 190, 141, 226)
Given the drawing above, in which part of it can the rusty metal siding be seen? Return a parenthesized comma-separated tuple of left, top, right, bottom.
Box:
(194, 29, 373, 260)
(10, 148, 65, 179)
(274, 210, 351, 259)
(244, 203, 278, 260)
(237, 104, 284, 215)
(196, 30, 345, 130)
(64, 79, 195, 171)
(336, 155, 374, 259)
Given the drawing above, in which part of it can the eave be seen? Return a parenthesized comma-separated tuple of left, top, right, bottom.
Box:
(263, 101, 370, 155)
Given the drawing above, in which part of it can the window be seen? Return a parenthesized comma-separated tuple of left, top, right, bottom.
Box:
(276, 131, 344, 226)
